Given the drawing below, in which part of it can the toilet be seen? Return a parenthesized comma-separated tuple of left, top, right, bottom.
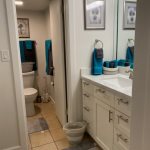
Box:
(23, 71, 38, 117)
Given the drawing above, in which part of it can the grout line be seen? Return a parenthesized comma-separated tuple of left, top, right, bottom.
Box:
(31, 142, 56, 149)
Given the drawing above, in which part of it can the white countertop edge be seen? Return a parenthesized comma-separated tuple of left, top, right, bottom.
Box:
(81, 74, 132, 99)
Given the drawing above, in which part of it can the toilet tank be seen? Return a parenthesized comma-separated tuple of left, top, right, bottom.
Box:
(22, 71, 35, 88)
(21, 62, 35, 73)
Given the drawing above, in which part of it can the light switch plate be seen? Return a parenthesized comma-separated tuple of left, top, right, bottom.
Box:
(1, 50, 10, 62)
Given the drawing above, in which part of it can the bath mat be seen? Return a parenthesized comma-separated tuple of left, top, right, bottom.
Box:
(27, 117, 49, 134)
(63, 134, 102, 150)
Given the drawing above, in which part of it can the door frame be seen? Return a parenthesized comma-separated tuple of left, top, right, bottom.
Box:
(5, 0, 28, 149)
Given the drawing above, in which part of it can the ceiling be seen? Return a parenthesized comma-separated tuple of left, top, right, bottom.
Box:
(16, 0, 50, 11)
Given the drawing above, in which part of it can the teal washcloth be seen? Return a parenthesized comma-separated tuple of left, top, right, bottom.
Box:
(118, 59, 126, 66)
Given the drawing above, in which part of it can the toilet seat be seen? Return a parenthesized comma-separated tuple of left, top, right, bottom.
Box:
(24, 88, 37, 96)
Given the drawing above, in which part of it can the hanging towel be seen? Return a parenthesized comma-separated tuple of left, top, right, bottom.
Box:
(25, 40, 33, 50)
(45, 40, 54, 75)
(19, 41, 25, 62)
(126, 46, 134, 64)
(91, 48, 103, 75)
(19, 40, 37, 71)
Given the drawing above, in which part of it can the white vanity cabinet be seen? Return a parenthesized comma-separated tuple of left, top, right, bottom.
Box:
(95, 99, 114, 150)
(82, 80, 132, 150)
(82, 81, 96, 136)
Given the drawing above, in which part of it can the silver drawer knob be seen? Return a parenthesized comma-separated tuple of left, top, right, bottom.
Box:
(83, 106, 90, 112)
(118, 98, 129, 105)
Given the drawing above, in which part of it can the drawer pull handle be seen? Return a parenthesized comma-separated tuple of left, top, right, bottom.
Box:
(96, 89, 106, 94)
(118, 98, 129, 105)
(117, 134, 128, 143)
(109, 111, 113, 122)
(83, 93, 90, 98)
(83, 106, 90, 112)
(83, 120, 89, 125)
(83, 82, 89, 86)
(118, 115, 129, 123)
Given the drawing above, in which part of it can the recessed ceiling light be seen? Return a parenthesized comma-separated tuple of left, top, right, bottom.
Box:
(15, 1, 24, 6)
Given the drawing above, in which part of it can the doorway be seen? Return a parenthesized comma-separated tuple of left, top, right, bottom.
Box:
(15, 0, 68, 149)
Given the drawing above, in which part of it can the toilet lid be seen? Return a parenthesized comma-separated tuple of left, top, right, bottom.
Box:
(24, 88, 37, 96)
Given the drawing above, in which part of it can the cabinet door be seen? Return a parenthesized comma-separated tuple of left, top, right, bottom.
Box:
(96, 99, 114, 150)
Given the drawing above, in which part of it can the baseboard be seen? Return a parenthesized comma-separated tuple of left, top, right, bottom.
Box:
(49, 95, 55, 104)
(3, 146, 21, 150)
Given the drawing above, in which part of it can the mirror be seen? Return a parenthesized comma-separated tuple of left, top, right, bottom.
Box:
(116, 0, 137, 67)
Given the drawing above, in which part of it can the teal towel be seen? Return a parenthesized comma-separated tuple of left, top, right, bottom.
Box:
(118, 59, 126, 66)
(19, 41, 25, 62)
(126, 47, 134, 63)
(130, 63, 134, 69)
(19, 40, 37, 70)
(25, 40, 33, 50)
(91, 48, 103, 75)
(45, 40, 53, 75)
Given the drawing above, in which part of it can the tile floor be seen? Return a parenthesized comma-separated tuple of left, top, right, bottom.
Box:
(27, 101, 102, 150)
(27, 101, 70, 150)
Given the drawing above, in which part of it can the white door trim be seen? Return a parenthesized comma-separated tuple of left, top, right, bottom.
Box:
(5, 0, 28, 149)
(63, 0, 78, 122)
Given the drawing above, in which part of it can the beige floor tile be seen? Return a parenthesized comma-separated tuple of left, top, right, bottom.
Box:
(35, 102, 55, 116)
(42, 108, 55, 116)
(46, 117, 62, 130)
(32, 143, 57, 150)
(42, 111, 56, 120)
(27, 113, 42, 120)
(30, 130, 53, 148)
(51, 128, 66, 141)
(55, 138, 71, 150)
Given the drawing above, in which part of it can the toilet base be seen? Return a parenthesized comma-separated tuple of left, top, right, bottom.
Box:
(26, 102, 36, 117)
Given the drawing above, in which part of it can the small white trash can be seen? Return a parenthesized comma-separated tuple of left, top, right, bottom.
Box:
(63, 122, 87, 145)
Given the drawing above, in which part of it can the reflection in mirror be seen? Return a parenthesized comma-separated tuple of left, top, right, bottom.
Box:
(116, 0, 137, 69)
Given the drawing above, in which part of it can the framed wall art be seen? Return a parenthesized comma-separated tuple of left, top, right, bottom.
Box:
(17, 18, 30, 38)
(84, 0, 106, 30)
(123, 1, 137, 29)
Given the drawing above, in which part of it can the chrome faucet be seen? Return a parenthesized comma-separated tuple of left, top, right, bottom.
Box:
(126, 70, 134, 80)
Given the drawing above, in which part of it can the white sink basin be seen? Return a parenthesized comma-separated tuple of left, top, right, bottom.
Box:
(102, 76, 132, 89)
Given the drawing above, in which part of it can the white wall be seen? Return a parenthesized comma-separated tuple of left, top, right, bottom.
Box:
(65, 0, 116, 122)
(44, 8, 55, 101)
(117, 0, 136, 60)
(0, 0, 27, 149)
(17, 10, 52, 96)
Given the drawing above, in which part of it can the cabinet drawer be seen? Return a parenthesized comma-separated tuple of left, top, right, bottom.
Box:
(115, 111, 130, 136)
(115, 96, 131, 116)
(82, 80, 94, 95)
(94, 86, 115, 107)
(114, 129, 130, 150)
(82, 92, 93, 109)
(83, 107, 95, 134)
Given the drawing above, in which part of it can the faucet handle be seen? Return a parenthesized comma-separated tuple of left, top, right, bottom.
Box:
(125, 70, 133, 73)
(125, 69, 133, 79)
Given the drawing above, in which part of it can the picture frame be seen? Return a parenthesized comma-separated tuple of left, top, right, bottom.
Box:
(17, 18, 30, 38)
(84, 0, 106, 30)
(123, 0, 137, 30)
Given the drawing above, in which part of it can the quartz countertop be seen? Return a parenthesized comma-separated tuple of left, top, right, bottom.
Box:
(82, 74, 132, 99)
